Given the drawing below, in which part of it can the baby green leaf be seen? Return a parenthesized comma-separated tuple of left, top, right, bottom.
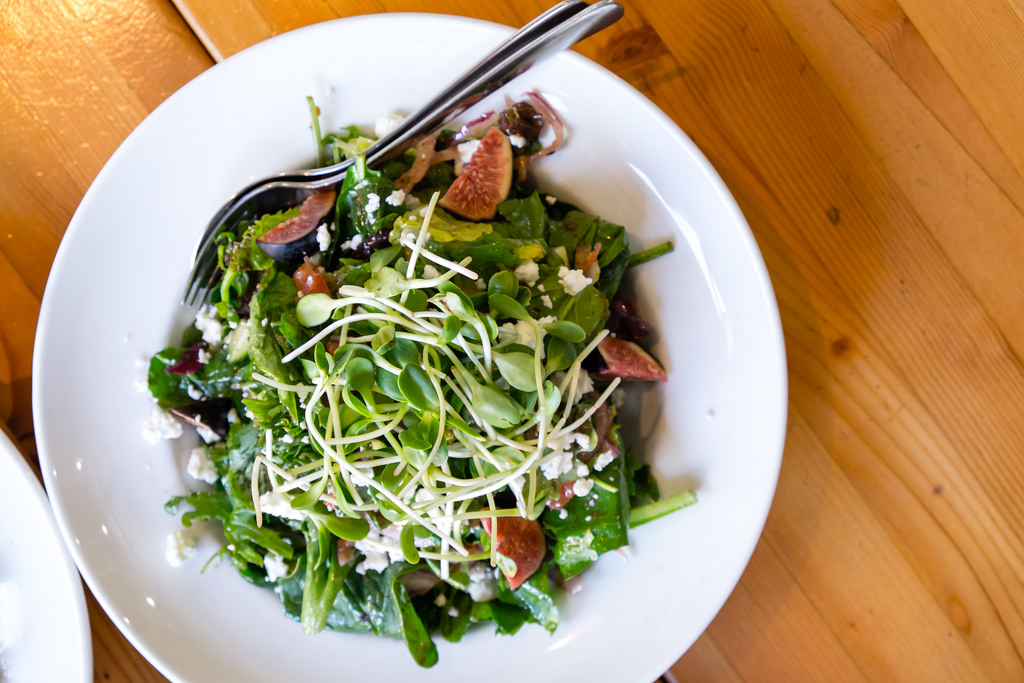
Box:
(345, 356, 376, 396)
(291, 476, 328, 510)
(398, 365, 439, 412)
(471, 381, 525, 429)
(493, 351, 539, 392)
(296, 293, 336, 327)
(542, 320, 586, 343)
(488, 270, 519, 299)
(400, 524, 421, 564)
(488, 293, 531, 321)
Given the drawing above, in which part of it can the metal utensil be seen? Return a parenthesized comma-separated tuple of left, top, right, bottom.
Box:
(182, 0, 623, 305)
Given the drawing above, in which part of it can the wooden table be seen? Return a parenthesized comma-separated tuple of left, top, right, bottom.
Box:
(4, 0, 1023, 680)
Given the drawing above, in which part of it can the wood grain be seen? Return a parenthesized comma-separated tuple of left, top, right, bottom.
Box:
(1, 0, 209, 680)
(5, 0, 1024, 680)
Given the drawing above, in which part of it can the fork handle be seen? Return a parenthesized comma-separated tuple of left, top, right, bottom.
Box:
(283, 0, 622, 186)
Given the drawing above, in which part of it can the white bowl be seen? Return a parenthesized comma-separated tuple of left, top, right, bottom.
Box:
(0, 430, 91, 682)
(34, 13, 786, 683)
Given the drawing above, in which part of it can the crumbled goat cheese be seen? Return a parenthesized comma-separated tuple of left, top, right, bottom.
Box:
(142, 408, 182, 443)
(386, 189, 406, 206)
(514, 260, 540, 286)
(457, 139, 481, 165)
(569, 370, 594, 405)
(539, 431, 590, 480)
(593, 450, 616, 472)
(186, 447, 218, 484)
(576, 464, 590, 477)
(227, 408, 239, 424)
(573, 478, 595, 497)
(374, 111, 406, 138)
(508, 133, 527, 148)
(365, 192, 381, 214)
(545, 195, 558, 205)
(422, 264, 440, 279)
(540, 294, 553, 309)
(559, 508, 569, 520)
(316, 223, 331, 251)
(186, 384, 204, 401)
(165, 530, 197, 566)
(194, 305, 223, 345)
(196, 424, 220, 444)
(259, 491, 306, 521)
(466, 562, 498, 602)
(197, 348, 211, 364)
(558, 266, 593, 296)
(434, 594, 447, 607)
(263, 551, 289, 582)
(340, 233, 363, 251)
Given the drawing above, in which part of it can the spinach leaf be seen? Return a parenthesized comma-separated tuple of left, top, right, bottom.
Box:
(542, 452, 630, 579)
(342, 563, 439, 667)
(496, 193, 547, 241)
(495, 558, 559, 632)
(147, 342, 247, 409)
(337, 157, 404, 239)
(248, 270, 305, 420)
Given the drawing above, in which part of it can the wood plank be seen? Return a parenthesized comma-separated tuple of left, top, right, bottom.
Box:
(0, 0, 211, 680)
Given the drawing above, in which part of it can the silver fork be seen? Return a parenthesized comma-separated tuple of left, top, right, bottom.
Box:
(182, 0, 624, 305)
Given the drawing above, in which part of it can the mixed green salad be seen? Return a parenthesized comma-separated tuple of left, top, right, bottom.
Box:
(145, 93, 694, 666)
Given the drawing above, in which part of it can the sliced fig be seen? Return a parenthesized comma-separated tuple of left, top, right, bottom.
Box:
(481, 515, 545, 590)
(438, 127, 513, 221)
(591, 336, 668, 382)
(170, 397, 235, 440)
(257, 191, 336, 264)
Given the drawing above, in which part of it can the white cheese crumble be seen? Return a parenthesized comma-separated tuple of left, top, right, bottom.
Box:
(196, 424, 220, 444)
(508, 133, 527, 148)
(593, 450, 616, 472)
(513, 260, 540, 286)
(186, 446, 218, 484)
(386, 189, 406, 206)
(573, 478, 595, 497)
(466, 561, 498, 602)
(539, 431, 590, 480)
(540, 294, 553, 309)
(227, 408, 239, 424)
(576, 464, 590, 477)
(422, 264, 440, 279)
(557, 266, 593, 296)
(142, 408, 182, 443)
(457, 139, 481, 165)
(374, 111, 406, 138)
(316, 223, 331, 251)
(194, 305, 223, 345)
(545, 195, 558, 205)
(196, 348, 211, 364)
(263, 551, 289, 582)
(340, 233, 363, 251)
(259, 491, 306, 521)
(434, 594, 447, 607)
(186, 384, 204, 401)
(365, 192, 381, 214)
(165, 530, 197, 566)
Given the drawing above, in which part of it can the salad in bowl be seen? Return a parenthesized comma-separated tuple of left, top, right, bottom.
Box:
(143, 92, 692, 666)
